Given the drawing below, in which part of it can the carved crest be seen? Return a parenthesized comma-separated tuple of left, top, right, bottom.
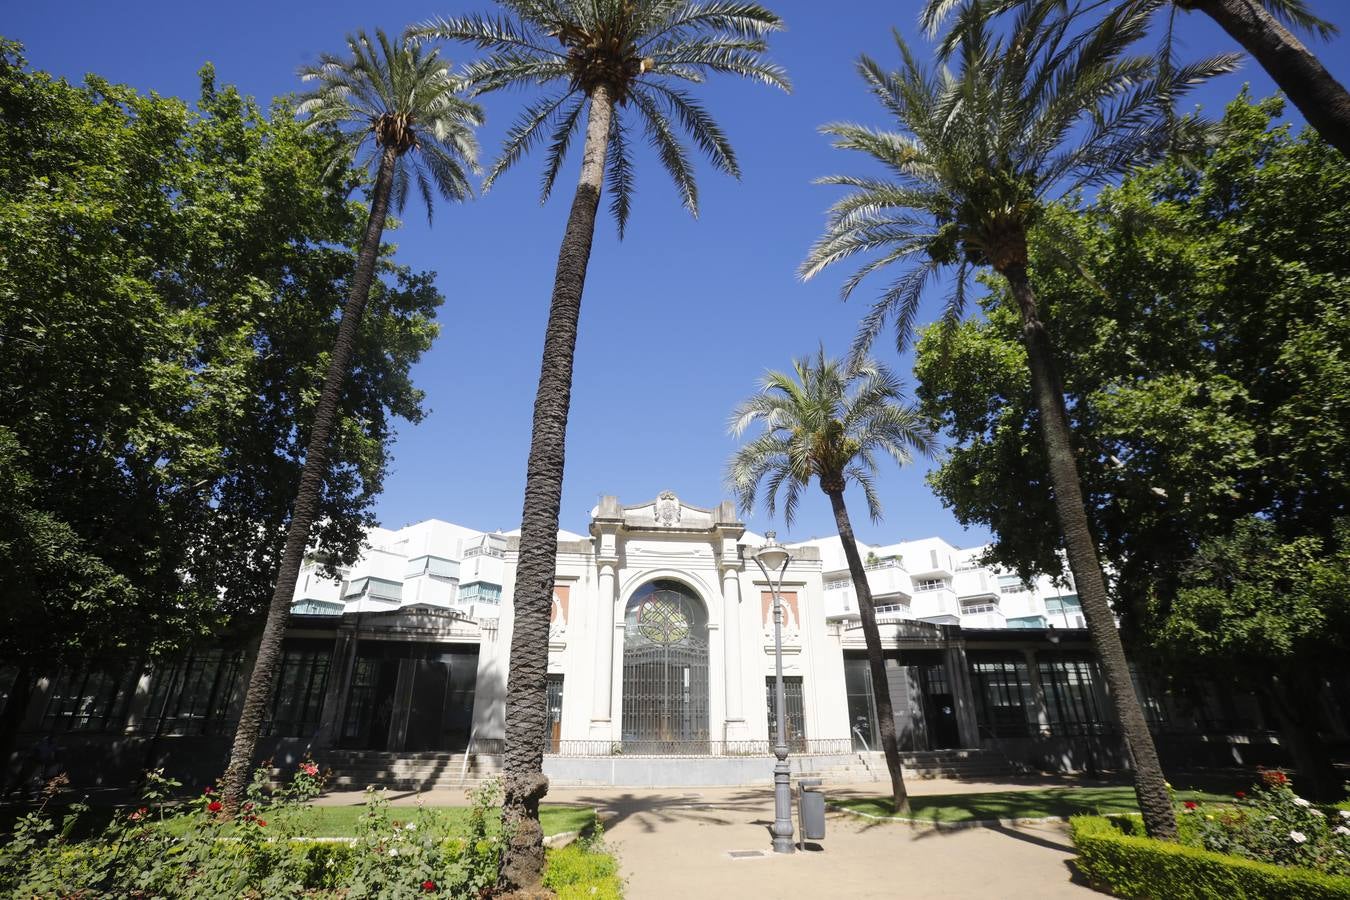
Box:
(654, 490, 681, 527)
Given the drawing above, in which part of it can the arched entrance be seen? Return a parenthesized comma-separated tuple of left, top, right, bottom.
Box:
(621, 579, 710, 752)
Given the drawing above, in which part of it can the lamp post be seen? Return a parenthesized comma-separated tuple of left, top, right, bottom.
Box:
(752, 531, 794, 854)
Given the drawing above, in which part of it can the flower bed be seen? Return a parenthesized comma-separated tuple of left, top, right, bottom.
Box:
(1070, 772, 1350, 899)
(0, 764, 621, 898)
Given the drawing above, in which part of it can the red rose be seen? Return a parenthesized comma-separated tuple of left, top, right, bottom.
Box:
(207, 801, 223, 813)
(1235, 791, 1246, 799)
(1184, 801, 1197, 810)
(422, 881, 436, 892)
(256, 819, 267, 827)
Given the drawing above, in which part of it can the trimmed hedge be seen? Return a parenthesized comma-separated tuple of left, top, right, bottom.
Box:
(1070, 816, 1350, 899)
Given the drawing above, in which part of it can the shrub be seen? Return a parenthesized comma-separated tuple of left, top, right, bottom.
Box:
(1070, 815, 1350, 899)
(544, 826, 624, 900)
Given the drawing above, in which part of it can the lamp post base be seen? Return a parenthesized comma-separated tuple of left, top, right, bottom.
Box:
(772, 748, 795, 854)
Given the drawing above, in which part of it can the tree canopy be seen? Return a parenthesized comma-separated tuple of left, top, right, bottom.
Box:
(0, 41, 443, 665)
(913, 93, 1350, 629)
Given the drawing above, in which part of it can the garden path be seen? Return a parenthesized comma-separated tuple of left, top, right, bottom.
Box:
(545, 782, 1098, 899)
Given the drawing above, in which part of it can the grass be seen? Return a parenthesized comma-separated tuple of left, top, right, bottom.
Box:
(832, 786, 1232, 823)
(157, 804, 596, 838)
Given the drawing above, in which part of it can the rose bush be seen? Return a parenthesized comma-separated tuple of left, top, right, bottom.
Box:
(1181, 771, 1350, 876)
(0, 765, 617, 897)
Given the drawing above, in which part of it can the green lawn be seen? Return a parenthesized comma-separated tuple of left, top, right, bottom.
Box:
(159, 804, 595, 838)
(832, 786, 1231, 823)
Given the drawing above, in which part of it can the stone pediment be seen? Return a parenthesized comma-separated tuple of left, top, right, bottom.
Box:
(592, 492, 741, 534)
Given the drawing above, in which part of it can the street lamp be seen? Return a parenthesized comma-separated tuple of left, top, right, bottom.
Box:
(752, 531, 794, 854)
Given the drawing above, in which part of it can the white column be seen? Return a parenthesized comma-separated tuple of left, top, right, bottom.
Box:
(723, 567, 749, 741)
(590, 561, 617, 737)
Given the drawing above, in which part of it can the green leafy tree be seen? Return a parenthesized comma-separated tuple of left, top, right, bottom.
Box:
(1156, 519, 1350, 800)
(913, 94, 1350, 797)
(923, 0, 1350, 159)
(220, 28, 482, 809)
(727, 349, 932, 814)
(800, 5, 1235, 838)
(413, 3, 788, 886)
(0, 41, 447, 780)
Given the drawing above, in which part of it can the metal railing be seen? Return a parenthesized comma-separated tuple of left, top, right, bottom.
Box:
(541, 738, 854, 757)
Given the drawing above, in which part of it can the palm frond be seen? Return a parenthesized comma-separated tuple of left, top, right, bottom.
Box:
(295, 27, 482, 217)
(425, 0, 786, 226)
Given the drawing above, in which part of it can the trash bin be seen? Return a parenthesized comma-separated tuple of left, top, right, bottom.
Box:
(798, 778, 826, 842)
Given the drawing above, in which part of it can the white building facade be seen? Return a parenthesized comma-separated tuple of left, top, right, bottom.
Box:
(7, 491, 1321, 790)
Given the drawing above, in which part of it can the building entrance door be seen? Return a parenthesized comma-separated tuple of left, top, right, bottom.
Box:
(844, 657, 880, 751)
(919, 662, 961, 750)
(341, 655, 400, 750)
(621, 580, 710, 752)
(340, 641, 477, 752)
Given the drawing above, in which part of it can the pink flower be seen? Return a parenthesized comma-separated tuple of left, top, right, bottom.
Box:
(301, 762, 319, 777)
(203, 786, 213, 795)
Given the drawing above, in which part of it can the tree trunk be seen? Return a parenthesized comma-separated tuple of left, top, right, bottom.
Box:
(497, 84, 613, 893)
(1001, 261, 1179, 840)
(1189, 0, 1350, 158)
(0, 664, 34, 795)
(219, 144, 399, 810)
(825, 487, 910, 815)
(1267, 670, 1344, 802)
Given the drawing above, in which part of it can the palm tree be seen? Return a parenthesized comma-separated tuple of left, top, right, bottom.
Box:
(728, 349, 932, 815)
(413, 3, 787, 887)
(219, 28, 481, 810)
(801, 4, 1235, 839)
(923, 0, 1350, 158)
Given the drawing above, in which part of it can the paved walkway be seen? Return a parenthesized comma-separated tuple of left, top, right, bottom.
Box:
(547, 783, 1097, 900)
(313, 777, 1102, 898)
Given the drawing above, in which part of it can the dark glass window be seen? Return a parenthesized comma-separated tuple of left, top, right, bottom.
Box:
(1039, 655, 1108, 734)
(267, 643, 331, 737)
(143, 649, 243, 736)
(41, 664, 140, 733)
(969, 653, 1034, 738)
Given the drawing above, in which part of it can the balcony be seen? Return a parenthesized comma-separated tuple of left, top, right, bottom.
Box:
(912, 589, 960, 623)
(960, 601, 1007, 629)
(954, 569, 998, 601)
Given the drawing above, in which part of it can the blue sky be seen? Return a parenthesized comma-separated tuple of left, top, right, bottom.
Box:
(10, 2, 1350, 548)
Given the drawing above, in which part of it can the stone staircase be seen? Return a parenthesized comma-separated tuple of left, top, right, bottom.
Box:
(811, 748, 1022, 783)
(316, 750, 502, 793)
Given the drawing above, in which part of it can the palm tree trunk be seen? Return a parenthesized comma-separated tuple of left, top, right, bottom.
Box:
(219, 143, 399, 810)
(1187, 0, 1350, 157)
(1001, 262, 1179, 840)
(825, 486, 910, 815)
(497, 84, 613, 893)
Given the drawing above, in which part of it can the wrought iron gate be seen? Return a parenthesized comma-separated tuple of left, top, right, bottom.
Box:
(621, 581, 710, 753)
